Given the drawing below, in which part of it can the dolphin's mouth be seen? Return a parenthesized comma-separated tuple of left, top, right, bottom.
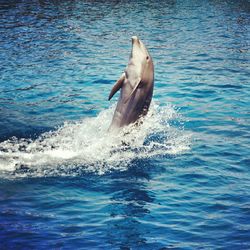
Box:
(131, 36, 141, 59)
(131, 36, 140, 45)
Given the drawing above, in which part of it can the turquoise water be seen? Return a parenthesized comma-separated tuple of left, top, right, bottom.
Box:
(0, 0, 249, 249)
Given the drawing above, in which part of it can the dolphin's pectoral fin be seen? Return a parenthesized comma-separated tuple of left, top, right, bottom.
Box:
(108, 73, 125, 101)
(124, 77, 141, 104)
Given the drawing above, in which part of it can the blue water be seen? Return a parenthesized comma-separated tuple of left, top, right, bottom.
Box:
(0, 0, 249, 249)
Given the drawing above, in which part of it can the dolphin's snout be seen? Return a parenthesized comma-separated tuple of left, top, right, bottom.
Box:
(131, 36, 140, 44)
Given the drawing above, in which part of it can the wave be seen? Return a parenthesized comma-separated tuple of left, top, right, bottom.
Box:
(0, 102, 191, 178)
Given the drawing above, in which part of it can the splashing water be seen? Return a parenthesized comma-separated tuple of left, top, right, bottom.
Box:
(0, 102, 191, 178)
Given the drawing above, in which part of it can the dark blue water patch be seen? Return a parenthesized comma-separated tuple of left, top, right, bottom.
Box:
(213, 83, 245, 89)
(239, 158, 250, 168)
(0, 121, 52, 142)
(93, 79, 112, 85)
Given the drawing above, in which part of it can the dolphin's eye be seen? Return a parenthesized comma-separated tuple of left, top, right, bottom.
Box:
(146, 56, 149, 60)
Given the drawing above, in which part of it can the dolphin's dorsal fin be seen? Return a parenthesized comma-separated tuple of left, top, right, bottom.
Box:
(124, 77, 141, 104)
(108, 73, 125, 101)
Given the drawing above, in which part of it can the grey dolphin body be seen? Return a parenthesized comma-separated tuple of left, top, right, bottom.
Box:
(108, 36, 154, 132)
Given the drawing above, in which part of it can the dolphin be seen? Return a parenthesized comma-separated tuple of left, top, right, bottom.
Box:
(108, 36, 154, 132)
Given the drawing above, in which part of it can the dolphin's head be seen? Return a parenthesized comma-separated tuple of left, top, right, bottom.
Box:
(129, 36, 154, 85)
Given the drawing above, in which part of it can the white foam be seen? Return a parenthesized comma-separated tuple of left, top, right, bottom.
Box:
(0, 102, 191, 178)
